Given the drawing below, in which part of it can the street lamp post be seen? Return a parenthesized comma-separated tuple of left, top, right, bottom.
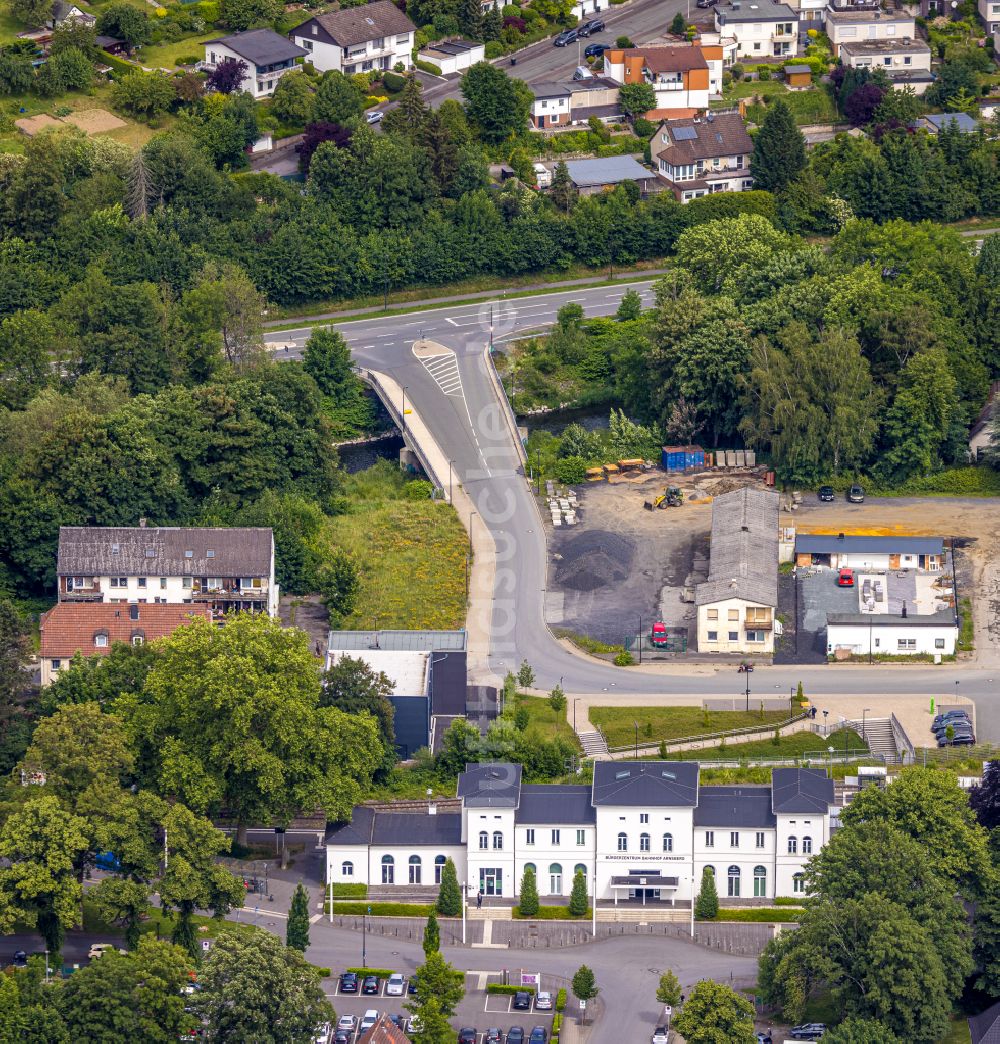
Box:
(448, 459, 454, 503)
(574, 697, 581, 732)
(362, 904, 370, 968)
(634, 720, 639, 758)
(637, 614, 642, 665)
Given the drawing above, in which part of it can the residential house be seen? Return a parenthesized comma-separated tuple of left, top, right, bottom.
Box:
(603, 46, 711, 114)
(970, 1000, 1000, 1044)
(39, 603, 212, 686)
(650, 111, 754, 201)
(794, 533, 945, 570)
(695, 487, 779, 655)
(56, 524, 280, 617)
(326, 761, 836, 902)
(713, 0, 800, 60)
(203, 30, 307, 97)
(563, 155, 659, 195)
(823, 6, 916, 57)
(981, 0, 1000, 33)
(416, 38, 483, 75)
(921, 111, 980, 133)
(49, 1, 95, 28)
(839, 37, 934, 93)
(289, 0, 416, 75)
(529, 77, 621, 129)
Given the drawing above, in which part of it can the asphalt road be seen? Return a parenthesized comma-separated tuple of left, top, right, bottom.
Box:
(264, 281, 1000, 738)
(419, 0, 695, 107)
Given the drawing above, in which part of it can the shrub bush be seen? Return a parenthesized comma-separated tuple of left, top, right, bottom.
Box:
(613, 651, 634, 666)
(485, 40, 505, 58)
(383, 70, 406, 91)
(632, 116, 655, 137)
(757, 66, 771, 80)
(708, 908, 803, 922)
(488, 984, 537, 995)
(330, 882, 368, 897)
(512, 905, 590, 919)
(730, 63, 744, 78)
(333, 902, 436, 916)
(415, 59, 442, 75)
(555, 988, 567, 1012)
(345, 966, 399, 976)
(553, 455, 587, 485)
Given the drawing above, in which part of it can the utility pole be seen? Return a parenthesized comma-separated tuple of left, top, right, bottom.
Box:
(462, 881, 467, 944)
(637, 614, 642, 665)
(633, 720, 639, 758)
(362, 904, 370, 968)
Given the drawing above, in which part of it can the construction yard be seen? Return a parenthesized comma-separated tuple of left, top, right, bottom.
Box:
(542, 470, 1000, 667)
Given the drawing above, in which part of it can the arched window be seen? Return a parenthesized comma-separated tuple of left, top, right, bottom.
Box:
(549, 863, 563, 894)
(408, 855, 422, 885)
(434, 855, 447, 884)
(639, 832, 650, 852)
(704, 865, 715, 881)
(341, 860, 354, 877)
(663, 832, 673, 853)
(523, 862, 537, 875)
(479, 831, 489, 850)
(573, 863, 588, 885)
(493, 831, 503, 850)
(787, 835, 798, 855)
(617, 832, 628, 852)
(381, 855, 394, 884)
(753, 865, 766, 898)
(727, 865, 741, 898)
(802, 836, 813, 854)
(793, 872, 805, 894)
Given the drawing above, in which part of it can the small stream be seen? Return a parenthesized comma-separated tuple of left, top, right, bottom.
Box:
(521, 406, 610, 437)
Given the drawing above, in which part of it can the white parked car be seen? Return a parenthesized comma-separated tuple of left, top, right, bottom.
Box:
(386, 973, 406, 996)
(312, 1023, 332, 1044)
(360, 1010, 379, 1033)
(87, 943, 125, 960)
(535, 991, 553, 1010)
(652, 1028, 669, 1044)
(336, 1015, 357, 1032)
(366, 110, 384, 124)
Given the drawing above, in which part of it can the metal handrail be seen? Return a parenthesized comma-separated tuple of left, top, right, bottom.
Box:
(605, 709, 810, 755)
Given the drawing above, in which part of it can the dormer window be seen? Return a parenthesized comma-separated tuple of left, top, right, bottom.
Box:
(184, 550, 193, 559)
(94, 632, 109, 648)
(144, 548, 155, 558)
(311, 22, 317, 33)
(131, 631, 145, 646)
(206, 549, 215, 558)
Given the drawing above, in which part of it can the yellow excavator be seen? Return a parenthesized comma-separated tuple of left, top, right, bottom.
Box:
(645, 486, 683, 510)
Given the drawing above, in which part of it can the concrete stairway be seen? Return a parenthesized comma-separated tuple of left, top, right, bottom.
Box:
(578, 731, 608, 759)
(860, 718, 897, 763)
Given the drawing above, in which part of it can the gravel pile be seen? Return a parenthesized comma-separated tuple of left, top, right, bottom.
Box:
(554, 530, 635, 592)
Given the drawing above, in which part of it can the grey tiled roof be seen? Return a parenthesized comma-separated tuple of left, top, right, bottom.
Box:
(516, 785, 595, 824)
(693, 785, 776, 827)
(326, 807, 462, 846)
(970, 1001, 1000, 1044)
(57, 526, 273, 578)
(827, 610, 957, 628)
(795, 534, 943, 555)
(295, 1, 415, 47)
(592, 762, 699, 807)
(695, 488, 779, 607)
(771, 768, 834, 814)
(564, 156, 654, 188)
(328, 630, 467, 652)
(206, 29, 307, 65)
(457, 763, 522, 807)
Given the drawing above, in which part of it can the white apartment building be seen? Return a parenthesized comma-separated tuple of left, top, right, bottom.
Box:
(289, 0, 416, 75)
(203, 30, 307, 97)
(823, 6, 916, 56)
(980, 0, 1000, 31)
(839, 37, 934, 92)
(713, 0, 800, 59)
(56, 524, 279, 617)
(326, 762, 836, 903)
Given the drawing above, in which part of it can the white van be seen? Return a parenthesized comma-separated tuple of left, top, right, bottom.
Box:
(533, 163, 552, 188)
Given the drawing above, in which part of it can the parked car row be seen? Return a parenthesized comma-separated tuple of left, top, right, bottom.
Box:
(934, 709, 975, 746)
(553, 18, 605, 45)
(338, 971, 414, 996)
(817, 485, 865, 503)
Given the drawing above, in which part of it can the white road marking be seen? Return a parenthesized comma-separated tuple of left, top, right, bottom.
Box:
(446, 317, 459, 326)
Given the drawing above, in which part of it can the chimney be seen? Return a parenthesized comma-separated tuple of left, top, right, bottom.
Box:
(838, 532, 845, 540)
(139, 517, 147, 528)
(901, 602, 907, 618)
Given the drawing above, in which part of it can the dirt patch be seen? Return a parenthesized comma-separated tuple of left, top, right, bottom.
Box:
(279, 594, 329, 656)
(60, 108, 127, 135)
(554, 530, 635, 592)
(14, 114, 62, 136)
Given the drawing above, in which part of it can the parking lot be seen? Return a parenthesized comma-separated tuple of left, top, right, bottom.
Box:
(323, 968, 561, 1042)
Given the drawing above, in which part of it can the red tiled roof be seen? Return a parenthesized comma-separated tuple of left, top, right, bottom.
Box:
(619, 45, 708, 72)
(40, 603, 213, 659)
(365, 1015, 410, 1043)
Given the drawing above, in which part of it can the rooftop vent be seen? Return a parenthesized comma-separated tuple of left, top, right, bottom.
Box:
(662, 770, 676, 781)
(615, 770, 631, 780)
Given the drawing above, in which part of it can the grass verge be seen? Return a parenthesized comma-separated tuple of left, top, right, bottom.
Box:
(553, 630, 625, 655)
(958, 597, 974, 652)
(663, 728, 864, 763)
(512, 906, 590, 919)
(714, 78, 840, 125)
(325, 461, 467, 631)
(589, 706, 790, 749)
(702, 908, 803, 923)
(326, 901, 436, 916)
(514, 693, 580, 747)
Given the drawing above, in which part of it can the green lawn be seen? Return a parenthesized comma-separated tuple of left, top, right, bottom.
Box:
(714, 78, 840, 126)
(325, 462, 467, 631)
(939, 1018, 972, 1044)
(514, 693, 581, 748)
(0, 6, 25, 45)
(666, 727, 864, 762)
(137, 34, 215, 71)
(590, 706, 790, 749)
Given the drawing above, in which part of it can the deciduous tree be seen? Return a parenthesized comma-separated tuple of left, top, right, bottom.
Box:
(618, 82, 657, 118)
(314, 71, 365, 124)
(206, 57, 248, 95)
(674, 979, 755, 1044)
(461, 62, 531, 144)
(656, 969, 681, 1007)
(220, 0, 280, 31)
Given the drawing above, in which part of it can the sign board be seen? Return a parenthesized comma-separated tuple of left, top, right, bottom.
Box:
(201, 940, 211, 952)
(579, 1000, 586, 1011)
(663, 1005, 672, 1017)
(520, 973, 540, 989)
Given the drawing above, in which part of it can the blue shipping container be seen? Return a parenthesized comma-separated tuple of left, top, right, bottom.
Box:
(662, 446, 705, 471)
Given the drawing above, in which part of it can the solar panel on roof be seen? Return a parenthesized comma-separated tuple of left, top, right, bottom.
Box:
(672, 126, 697, 140)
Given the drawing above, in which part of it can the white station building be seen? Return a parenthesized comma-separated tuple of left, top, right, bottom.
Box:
(326, 761, 835, 903)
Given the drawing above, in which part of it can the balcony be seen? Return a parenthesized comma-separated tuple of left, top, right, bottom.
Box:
(744, 615, 773, 631)
(189, 583, 268, 600)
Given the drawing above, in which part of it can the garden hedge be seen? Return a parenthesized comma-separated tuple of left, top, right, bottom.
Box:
(487, 984, 536, 995)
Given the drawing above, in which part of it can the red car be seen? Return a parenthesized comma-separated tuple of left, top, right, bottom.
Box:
(651, 622, 668, 646)
(837, 568, 855, 587)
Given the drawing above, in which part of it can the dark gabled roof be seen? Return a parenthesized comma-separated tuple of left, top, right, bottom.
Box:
(771, 768, 834, 814)
(653, 112, 753, 165)
(795, 533, 943, 556)
(292, 1, 415, 47)
(693, 785, 776, 828)
(57, 526, 273, 578)
(457, 763, 522, 808)
(325, 807, 462, 846)
(532, 81, 573, 99)
(564, 155, 654, 188)
(924, 112, 978, 133)
(516, 785, 595, 825)
(970, 1001, 1000, 1044)
(592, 762, 699, 807)
(206, 29, 307, 65)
